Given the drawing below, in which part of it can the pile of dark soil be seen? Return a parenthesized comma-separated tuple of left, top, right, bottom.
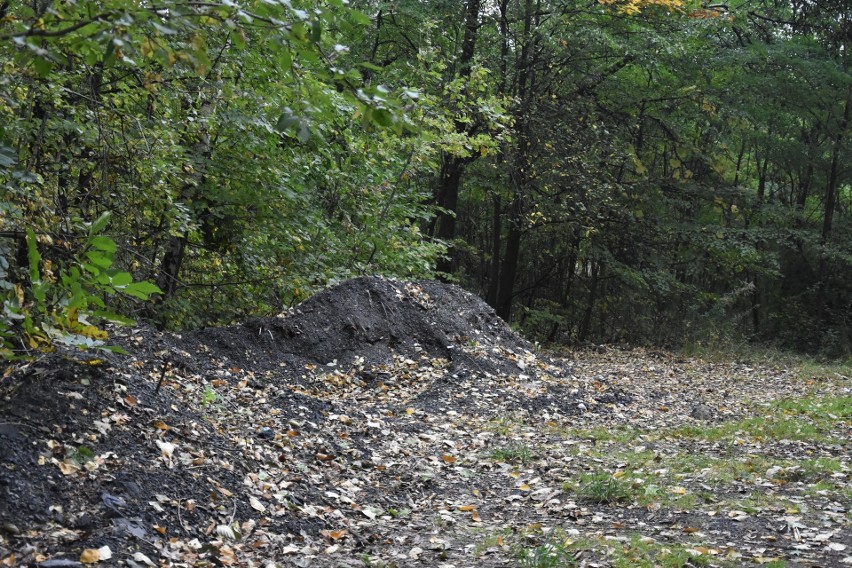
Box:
(173, 276, 532, 377)
(0, 277, 550, 566)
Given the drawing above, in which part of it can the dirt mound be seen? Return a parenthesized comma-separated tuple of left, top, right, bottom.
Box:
(174, 277, 532, 378)
(0, 277, 621, 567)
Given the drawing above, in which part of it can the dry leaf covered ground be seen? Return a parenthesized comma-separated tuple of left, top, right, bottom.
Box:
(1, 277, 850, 567)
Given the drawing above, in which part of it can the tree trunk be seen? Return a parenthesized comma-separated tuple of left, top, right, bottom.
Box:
(430, 0, 482, 273)
(156, 234, 187, 299)
(496, 194, 523, 321)
(435, 157, 463, 275)
(486, 193, 502, 307)
(578, 262, 600, 343)
(493, 0, 537, 322)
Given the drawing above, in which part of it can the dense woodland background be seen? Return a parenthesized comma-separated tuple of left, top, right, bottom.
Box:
(0, 0, 850, 358)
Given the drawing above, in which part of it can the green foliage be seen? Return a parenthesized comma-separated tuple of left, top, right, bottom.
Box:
(516, 537, 576, 568)
(0, 214, 160, 358)
(575, 473, 633, 504)
(2, 0, 849, 357)
(490, 443, 536, 465)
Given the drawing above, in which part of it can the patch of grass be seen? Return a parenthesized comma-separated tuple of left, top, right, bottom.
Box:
(490, 443, 536, 464)
(485, 414, 526, 436)
(473, 527, 513, 557)
(572, 473, 633, 504)
(669, 415, 824, 442)
(516, 537, 577, 568)
(784, 457, 843, 482)
(773, 395, 852, 420)
(678, 343, 852, 380)
(606, 535, 716, 568)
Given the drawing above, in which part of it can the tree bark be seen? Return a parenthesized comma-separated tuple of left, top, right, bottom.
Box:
(431, 0, 482, 274)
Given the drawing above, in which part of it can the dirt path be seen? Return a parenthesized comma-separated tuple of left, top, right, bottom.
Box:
(1, 277, 850, 567)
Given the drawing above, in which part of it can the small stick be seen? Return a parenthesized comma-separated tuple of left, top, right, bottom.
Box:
(155, 360, 170, 394)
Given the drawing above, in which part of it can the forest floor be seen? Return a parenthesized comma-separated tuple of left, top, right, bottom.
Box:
(1, 277, 850, 568)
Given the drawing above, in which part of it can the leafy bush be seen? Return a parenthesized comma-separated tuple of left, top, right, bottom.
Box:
(1, 213, 160, 358)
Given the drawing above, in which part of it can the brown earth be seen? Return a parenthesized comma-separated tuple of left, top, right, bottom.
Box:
(0, 277, 849, 567)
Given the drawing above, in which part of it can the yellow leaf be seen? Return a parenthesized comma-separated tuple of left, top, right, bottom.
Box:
(441, 455, 456, 464)
(670, 486, 687, 495)
(471, 510, 481, 522)
(80, 547, 110, 564)
(458, 505, 476, 512)
(80, 549, 101, 564)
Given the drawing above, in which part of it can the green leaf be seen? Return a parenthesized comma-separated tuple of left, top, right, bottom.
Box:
(93, 310, 135, 326)
(358, 61, 384, 72)
(111, 272, 133, 287)
(26, 229, 41, 283)
(350, 10, 372, 25)
(89, 235, 117, 254)
(122, 281, 162, 300)
(90, 212, 112, 236)
(371, 108, 394, 128)
(33, 57, 53, 76)
(0, 145, 15, 169)
(86, 251, 114, 270)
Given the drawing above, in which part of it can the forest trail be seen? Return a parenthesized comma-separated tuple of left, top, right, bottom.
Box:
(1, 277, 850, 567)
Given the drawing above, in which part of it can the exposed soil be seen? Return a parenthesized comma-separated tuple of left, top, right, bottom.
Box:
(0, 276, 849, 567)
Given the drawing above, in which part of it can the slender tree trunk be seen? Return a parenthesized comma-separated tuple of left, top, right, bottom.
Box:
(816, 87, 851, 319)
(820, 88, 850, 245)
(494, 0, 537, 322)
(435, 158, 463, 274)
(578, 262, 600, 343)
(431, 0, 482, 274)
(486, 194, 502, 307)
(496, 194, 523, 320)
(156, 234, 187, 298)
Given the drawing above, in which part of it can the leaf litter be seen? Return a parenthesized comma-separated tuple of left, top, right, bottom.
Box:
(0, 276, 849, 567)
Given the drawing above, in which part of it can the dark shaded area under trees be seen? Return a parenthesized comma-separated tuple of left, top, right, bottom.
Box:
(1, 0, 850, 358)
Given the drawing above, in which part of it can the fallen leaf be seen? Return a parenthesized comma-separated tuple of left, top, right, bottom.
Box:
(56, 460, 80, 476)
(153, 420, 171, 431)
(249, 496, 266, 513)
(321, 529, 348, 540)
(80, 546, 111, 564)
(155, 440, 175, 457)
(132, 552, 156, 566)
(441, 454, 456, 464)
